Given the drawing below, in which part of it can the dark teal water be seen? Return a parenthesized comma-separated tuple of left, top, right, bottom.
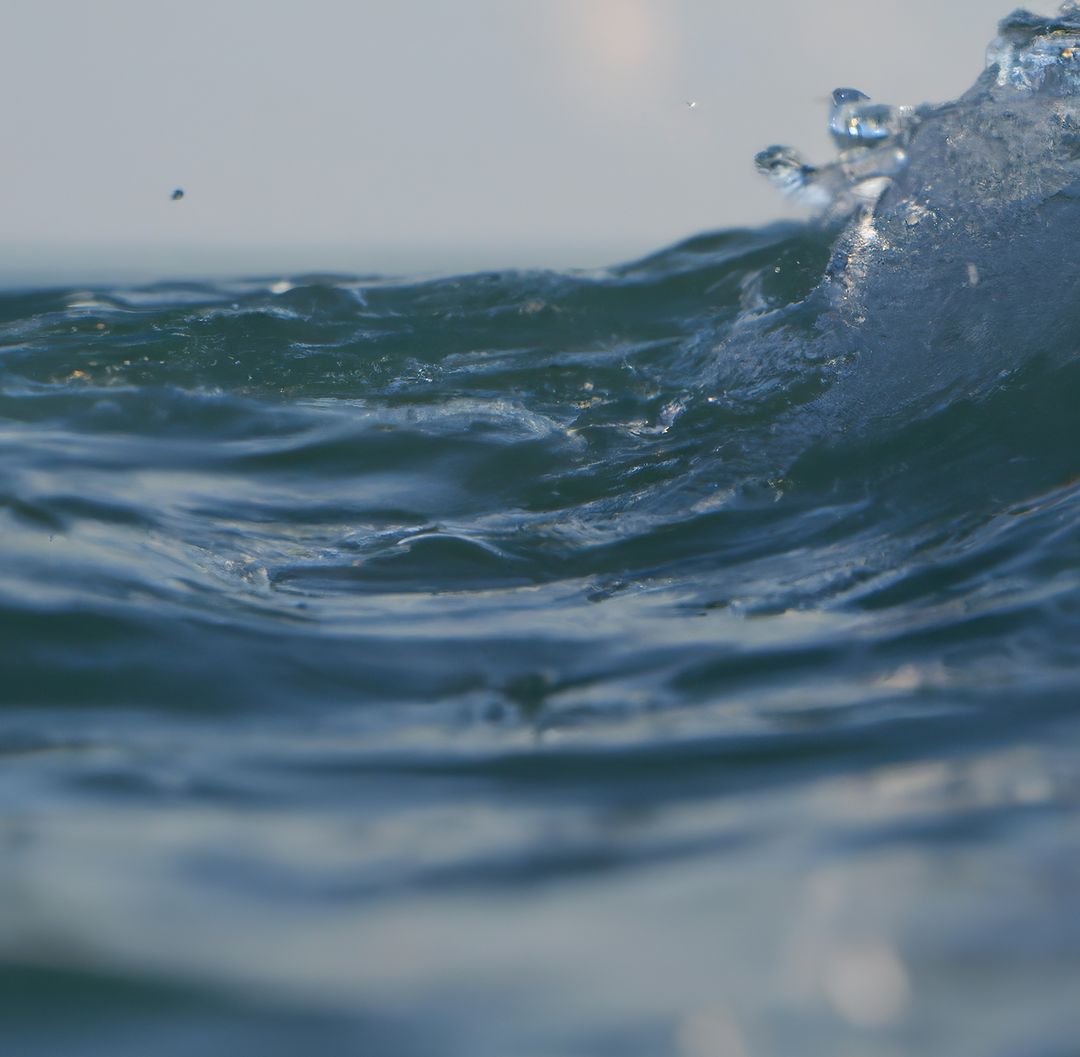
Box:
(2, 218, 1079, 1056)
(9, 10, 1080, 1044)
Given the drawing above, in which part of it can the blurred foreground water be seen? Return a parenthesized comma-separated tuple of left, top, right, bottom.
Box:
(4, 6, 1080, 1056)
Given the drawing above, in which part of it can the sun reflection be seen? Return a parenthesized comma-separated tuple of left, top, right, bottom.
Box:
(821, 941, 911, 1027)
(779, 859, 920, 1029)
(677, 1007, 752, 1057)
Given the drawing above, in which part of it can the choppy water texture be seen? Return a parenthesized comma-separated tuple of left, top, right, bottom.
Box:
(5, 8, 1080, 1056)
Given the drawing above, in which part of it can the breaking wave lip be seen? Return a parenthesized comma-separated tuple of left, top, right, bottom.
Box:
(736, 5, 1080, 433)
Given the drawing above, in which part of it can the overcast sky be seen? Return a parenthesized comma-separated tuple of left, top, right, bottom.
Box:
(0, 0, 1057, 280)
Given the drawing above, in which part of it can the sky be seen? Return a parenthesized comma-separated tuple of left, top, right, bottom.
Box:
(0, 0, 1059, 280)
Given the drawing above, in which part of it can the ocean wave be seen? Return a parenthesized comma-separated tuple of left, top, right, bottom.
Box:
(3, 7, 1080, 1057)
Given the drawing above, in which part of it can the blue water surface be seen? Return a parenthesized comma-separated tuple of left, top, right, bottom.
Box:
(4, 7, 1080, 1055)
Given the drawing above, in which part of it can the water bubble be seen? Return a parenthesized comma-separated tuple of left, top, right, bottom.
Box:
(829, 89, 915, 150)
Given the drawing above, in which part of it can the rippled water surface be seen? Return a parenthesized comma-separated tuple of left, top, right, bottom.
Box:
(7, 9, 1080, 1052)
